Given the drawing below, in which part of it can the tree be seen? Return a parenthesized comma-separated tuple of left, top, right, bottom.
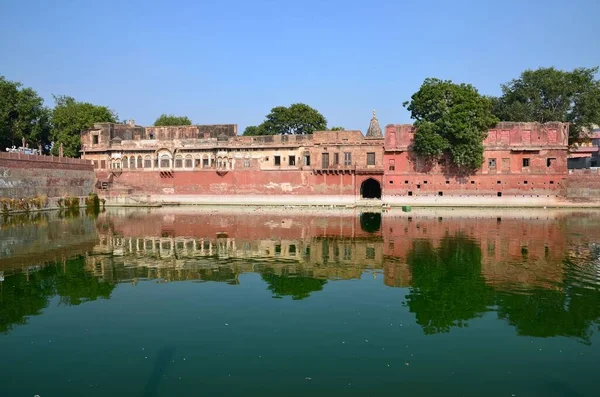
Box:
(330, 126, 345, 131)
(404, 78, 498, 171)
(153, 114, 192, 126)
(491, 67, 600, 144)
(50, 95, 117, 157)
(243, 125, 266, 136)
(244, 103, 327, 135)
(0, 76, 51, 151)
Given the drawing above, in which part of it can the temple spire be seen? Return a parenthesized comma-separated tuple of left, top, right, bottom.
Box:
(366, 109, 383, 138)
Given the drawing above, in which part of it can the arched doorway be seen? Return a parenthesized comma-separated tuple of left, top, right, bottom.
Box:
(361, 178, 382, 199)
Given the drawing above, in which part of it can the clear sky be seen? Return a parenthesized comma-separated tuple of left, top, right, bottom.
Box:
(1, 0, 599, 133)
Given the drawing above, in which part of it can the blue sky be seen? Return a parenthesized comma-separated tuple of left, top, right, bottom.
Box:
(1, 0, 599, 133)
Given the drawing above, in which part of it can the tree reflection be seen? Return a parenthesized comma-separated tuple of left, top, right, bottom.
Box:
(261, 269, 327, 300)
(0, 256, 115, 333)
(496, 258, 600, 344)
(404, 234, 494, 334)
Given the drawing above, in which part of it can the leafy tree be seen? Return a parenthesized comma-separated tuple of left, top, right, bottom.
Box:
(245, 103, 327, 135)
(491, 67, 600, 144)
(50, 95, 117, 157)
(153, 114, 192, 126)
(0, 75, 51, 150)
(243, 125, 266, 136)
(330, 126, 345, 131)
(404, 78, 498, 172)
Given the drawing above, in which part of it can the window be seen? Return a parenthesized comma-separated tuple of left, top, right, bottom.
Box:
(274, 156, 281, 166)
(289, 244, 296, 255)
(149, 133, 154, 139)
(547, 158, 556, 167)
(343, 246, 352, 260)
(322, 153, 329, 168)
(488, 158, 496, 169)
(203, 158, 209, 167)
(175, 156, 183, 168)
(502, 158, 510, 170)
(289, 155, 295, 166)
(366, 247, 375, 260)
(100, 160, 106, 169)
(137, 156, 143, 168)
(408, 191, 413, 196)
(144, 156, 151, 168)
(244, 160, 250, 168)
(130, 156, 136, 169)
(367, 152, 375, 165)
(185, 155, 193, 168)
(333, 153, 339, 165)
(92, 135, 99, 144)
(438, 191, 443, 196)
(523, 158, 530, 167)
(497, 192, 502, 197)
(389, 159, 395, 171)
(344, 152, 352, 166)
(122, 156, 128, 168)
(304, 154, 311, 166)
(160, 155, 170, 168)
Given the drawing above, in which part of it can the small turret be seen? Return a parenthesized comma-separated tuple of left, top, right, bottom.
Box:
(366, 110, 383, 138)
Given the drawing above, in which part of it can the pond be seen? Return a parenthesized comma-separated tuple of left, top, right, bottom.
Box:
(0, 208, 599, 397)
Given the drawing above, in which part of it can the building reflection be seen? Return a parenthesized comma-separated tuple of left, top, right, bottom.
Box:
(1, 209, 599, 341)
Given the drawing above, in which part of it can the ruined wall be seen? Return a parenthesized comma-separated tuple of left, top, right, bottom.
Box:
(0, 153, 95, 200)
(107, 169, 372, 196)
(384, 122, 569, 198)
(565, 169, 600, 200)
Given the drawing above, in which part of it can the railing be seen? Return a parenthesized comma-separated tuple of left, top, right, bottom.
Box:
(0, 151, 92, 165)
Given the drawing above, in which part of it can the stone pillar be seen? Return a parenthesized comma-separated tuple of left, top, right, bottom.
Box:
(59, 143, 64, 158)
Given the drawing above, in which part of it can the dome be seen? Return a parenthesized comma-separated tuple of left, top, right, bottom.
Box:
(366, 110, 383, 138)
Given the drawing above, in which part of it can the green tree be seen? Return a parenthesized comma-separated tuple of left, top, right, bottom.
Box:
(491, 67, 600, 144)
(330, 126, 345, 131)
(243, 125, 266, 136)
(0, 76, 51, 150)
(50, 95, 117, 157)
(245, 103, 327, 135)
(153, 114, 192, 126)
(404, 78, 498, 172)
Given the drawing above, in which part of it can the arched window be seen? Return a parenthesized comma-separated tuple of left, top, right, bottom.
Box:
(185, 155, 193, 168)
(137, 156, 143, 168)
(144, 155, 152, 168)
(130, 156, 136, 169)
(160, 154, 170, 168)
(122, 156, 128, 168)
(174, 155, 183, 168)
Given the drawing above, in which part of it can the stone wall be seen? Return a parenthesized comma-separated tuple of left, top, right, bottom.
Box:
(565, 169, 600, 200)
(0, 152, 95, 202)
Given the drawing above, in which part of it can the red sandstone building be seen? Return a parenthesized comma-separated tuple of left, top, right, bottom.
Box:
(80, 113, 569, 204)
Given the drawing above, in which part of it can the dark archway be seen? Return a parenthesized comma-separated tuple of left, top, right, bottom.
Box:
(361, 178, 382, 199)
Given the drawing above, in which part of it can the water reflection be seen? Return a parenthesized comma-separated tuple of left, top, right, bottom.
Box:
(0, 256, 115, 333)
(1, 209, 600, 343)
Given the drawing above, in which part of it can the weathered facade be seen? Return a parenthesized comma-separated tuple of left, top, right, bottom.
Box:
(80, 114, 570, 203)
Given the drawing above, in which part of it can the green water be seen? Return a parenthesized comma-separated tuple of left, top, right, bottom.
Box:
(1, 209, 600, 397)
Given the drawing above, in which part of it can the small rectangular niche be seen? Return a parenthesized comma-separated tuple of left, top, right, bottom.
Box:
(389, 180, 394, 184)
(416, 184, 421, 189)
(405, 180, 409, 184)
(470, 181, 475, 185)
(408, 191, 413, 196)
(446, 180, 450, 184)
(438, 191, 443, 196)
(524, 180, 528, 185)
(497, 192, 502, 197)
(497, 180, 501, 184)
(550, 180, 554, 184)
(424, 180, 428, 184)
